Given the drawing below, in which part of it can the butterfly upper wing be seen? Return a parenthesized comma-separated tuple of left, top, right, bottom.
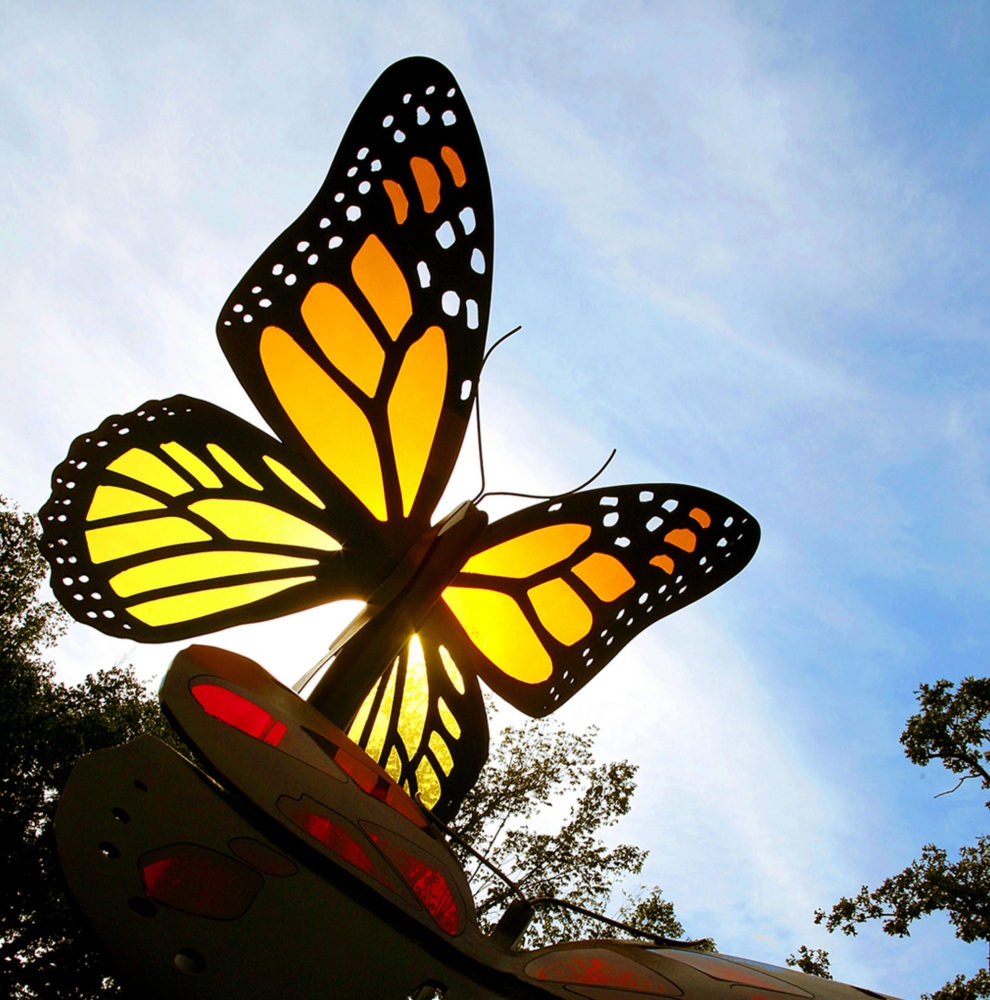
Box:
(344, 622, 488, 822)
(38, 396, 393, 642)
(38, 58, 494, 645)
(434, 484, 760, 717)
(217, 56, 493, 548)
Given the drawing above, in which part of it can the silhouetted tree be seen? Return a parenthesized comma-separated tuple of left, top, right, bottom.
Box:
(816, 677, 990, 1000)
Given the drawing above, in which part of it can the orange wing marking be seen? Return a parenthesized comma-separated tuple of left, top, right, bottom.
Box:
(259, 326, 387, 520)
(440, 146, 466, 187)
(572, 552, 635, 602)
(664, 528, 696, 553)
(650, 554, 675, 574)
(351, 235, 412, 341)
(527, 578, 593, 646)
(301, 283, 384, 397)
(441, 586, 552, 683)
(461, 524, 591, 578)
(689, 507, 712, 528)
(382, 179, 408, 224)
(387, 325, 448, 516)
(409, 157, 442, 212)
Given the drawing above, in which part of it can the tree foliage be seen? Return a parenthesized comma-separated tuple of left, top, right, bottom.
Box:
(785, 945, 832, 979)
(815, 677, 990, 1000)
(0, 497, 175, 999)
(450, 714, 700, 948)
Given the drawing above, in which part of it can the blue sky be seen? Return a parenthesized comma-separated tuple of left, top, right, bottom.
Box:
(3, 1, 989, 994)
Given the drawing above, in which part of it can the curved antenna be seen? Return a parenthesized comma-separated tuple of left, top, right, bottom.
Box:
(482, 324, 522, 366)
(471, 325, 523, 503)
(478, 448, 617, 504)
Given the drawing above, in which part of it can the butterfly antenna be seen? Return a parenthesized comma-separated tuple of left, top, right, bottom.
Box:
(477, 448, 617, 504)
(471, 326, 522, 503)
(482, 324, 522, 367)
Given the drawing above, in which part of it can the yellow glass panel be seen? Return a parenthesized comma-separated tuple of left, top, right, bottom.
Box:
(463, 524, 591, 579)
(386, 746, 402, 785)
(441, 146, 466, 187)
(206, 444, 262, 490)
(348, 673, 381, 744)
(410, 157, 441, 212)
(109, 551, 319, 598)
(415, 758, 441, 808)
(128, 576, 312, 626)
(86, 485, 166, 522)
(689, 507, 712, 528)
(364, 662, 398, 763)
(429, 731, 453, 775)
(351, 235, 412, 342)
(442, 586, 552, 683)
(665, 528, 697, 553)
(300, 283, 384, 397)
(260, 326, 387, 520)
(160, 442, 222, 488)
(107, 448, 191, 496)
(387, 325, 447, 517)
(383, 179, 408, 224)
(437, 697, 461, 740)
(86, 517, 210, 564)
(650, 554, 674, 574)
(572, 552, 636, 602)
(262, 456, 326, 509)
(438, 645, 464, 695)
(397, 635, 429, 756)
(528, 578, 593, 646)
(189, 498, 341, 551)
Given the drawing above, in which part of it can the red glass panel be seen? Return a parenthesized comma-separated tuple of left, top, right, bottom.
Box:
(140, 843, 263, 919)
(525, 949, 679, 995)
(369, 832, 462, 935)
(190, 682, 286, 746)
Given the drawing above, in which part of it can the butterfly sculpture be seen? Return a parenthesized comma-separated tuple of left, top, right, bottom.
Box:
(39, 56, 759, 820)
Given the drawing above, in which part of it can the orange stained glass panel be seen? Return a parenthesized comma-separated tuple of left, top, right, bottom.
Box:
(650, 554, 675, 574)
(86, 517, 210, 564)
(86, 485, 166, 521)
(351, 235, 412, 341)
(382, 179, 409, 224)
(409, 157, 442, 212)
(572, 552, 635, 602)
(442, 586, 552, 683)
(301, 282, 384, 397)
(189, 498, 341, 551)
(387, 325, 447, 516)
(528, 578, 593, 646)
(107, 448, 192, 497)
(664, 527, 697, 552)
(689, 507, 712, 528)
(440, 146, 466, 187)
(461, 524, 591, 579)
(128, 577, 313, 626)
(260, 325, 387, 520)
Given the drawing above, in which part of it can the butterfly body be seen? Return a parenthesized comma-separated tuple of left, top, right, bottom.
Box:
(306, 499, 489, 728)
(39, 57, 760, 819)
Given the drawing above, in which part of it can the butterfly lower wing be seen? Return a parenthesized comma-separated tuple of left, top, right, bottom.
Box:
(217, 57, 493, 541)
(342, 617, 488, 822)
(38, 395, 392, 642)
(437, 484, 760, 717)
